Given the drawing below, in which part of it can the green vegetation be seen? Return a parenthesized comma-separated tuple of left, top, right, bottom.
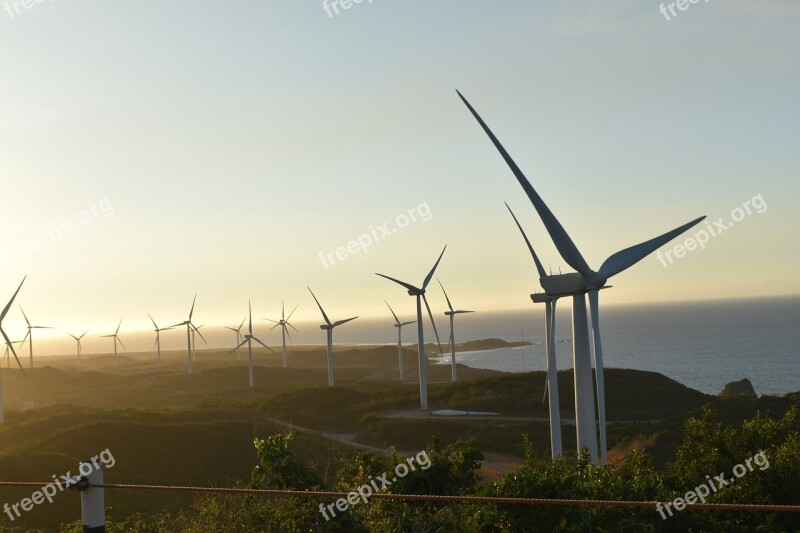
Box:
(0, 344, 797, 531)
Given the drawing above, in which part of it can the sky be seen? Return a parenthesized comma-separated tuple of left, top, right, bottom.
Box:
(0, 1, 798, 354)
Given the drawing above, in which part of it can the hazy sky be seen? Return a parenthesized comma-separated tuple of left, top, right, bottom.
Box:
(1, 1, 798, 350)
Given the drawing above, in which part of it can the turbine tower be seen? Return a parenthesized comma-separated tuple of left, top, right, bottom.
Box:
(376, 247, 445, 410)
(264, 301, 298, 368)
(459, 90, 705, 464)
(1, 277, 27, 425)
(307, 288, 357, 388)
(19, 307, 51, 369)
(100, 319, 125, 367)
(437, 279, 474, 382)
(232, 301, 276, 387)
(506, 202, 563, 459)
(147, 314, 173, 366)
(171, 295, 202, 374)
(225, 318, 246, 361)
(67, 331, 89, 364)
(385, 301, 415, 380)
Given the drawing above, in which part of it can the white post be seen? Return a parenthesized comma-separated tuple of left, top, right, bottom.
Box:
(545, 299, 563, 459)
(396, 328, 405, 380)
(80, 461, 105, 532)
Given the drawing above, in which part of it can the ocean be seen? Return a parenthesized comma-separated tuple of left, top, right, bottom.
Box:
(29, 296, 799, 396)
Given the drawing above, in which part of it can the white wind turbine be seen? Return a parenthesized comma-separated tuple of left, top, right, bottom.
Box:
(147, 314, 174, 367)
(459, 90, 705, 464)
(437, 279, 474, 382)
(67, 331, 89, 364)
(376, 247, 446, 410)
(171, 295, 203, 374)
(190, 324, 208, 365)
(232, 301, 277, 387)
(0, 277, 26, 425)
(3, 340, 26, 368)
(100, 319, 125, 367)
(385, 301, 415, 380)
(19, 307, 51, 369)
(225, 318, 246, 361)
(264, 301, 299, 368)
(307, 288, 357, 388)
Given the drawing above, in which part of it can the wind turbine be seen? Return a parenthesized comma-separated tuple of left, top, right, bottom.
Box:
(437, 280, 474, 382)
(67, 331, 89, 363)
(171, 295, 202, 374)
(19, 307, 51, 369)
(225, 318, 246, 361)
(385, 301, 415, 380)
(264, 301, 298, 368)
(307, 288, 357, 388)
(459, 90, 705, 464)
(376, 247, 446, 410)
(100, 319, 125, 367)
(232, 301, 277, 387)
(506, 202, 563, 459)
(147, 314, 173, 367)
(3, 340, 26, 368)
(1, 277, 26, 425)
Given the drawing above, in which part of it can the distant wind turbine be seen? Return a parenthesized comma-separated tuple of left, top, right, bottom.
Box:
(67, 331, 89, 363)
(376, 247, 446, 410)
(19, 307, 51, 369)
(225, 318, 246, 360)
(147, 314, 173, 366)
(307, 288, 357, 388)
(1, 277, 26, 425)
(437, 279, 474, 382)
(232, 301, 276, 387)
(264, 301, 298, 368)
(385, 301, 415, 380)
(171, 295, 203, 374)
(100, 319, 125, 367)
(3, 340, 25, 368)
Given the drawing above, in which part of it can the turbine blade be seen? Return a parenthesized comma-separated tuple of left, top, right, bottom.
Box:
(375, 273, 419, 293)
(269, 322, 281, 331)
(19, 306, 31, 327)
(307, 287, 331, 325)
(422, 295, 444, 358)
(252, 337, 276, 354)
(505, 202, 548, 278)
(286, 322, 298, 333)
(238, 318, 246, 330)
(332, 316, 358, 328)
(248, 301, 253, 335)
(458, 91, 593, 277)
(79, 331, 88, 339)
(422, 246, 447, 290)
(117, 337, 127, 351)
(193, 325, 208, 345)
(598, 216, 706, 280)
(189, 294, 196, 321)
(454, 310, 475, 314)
(437, 279, 454, 312)
(1, 328, 25, 375)
(115, 319, 123, 335)
(263, 318, 279, 324)
(284, 327, 294, 345)
(147, 313, 158, 329)
(152, 336, 158, 352)
(385, 301, 400, 324)
(401, 321, 416, 326)
(281, 300, 285, 320)
(286, 304, 299, 321)
(1, 276, 26, 321)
